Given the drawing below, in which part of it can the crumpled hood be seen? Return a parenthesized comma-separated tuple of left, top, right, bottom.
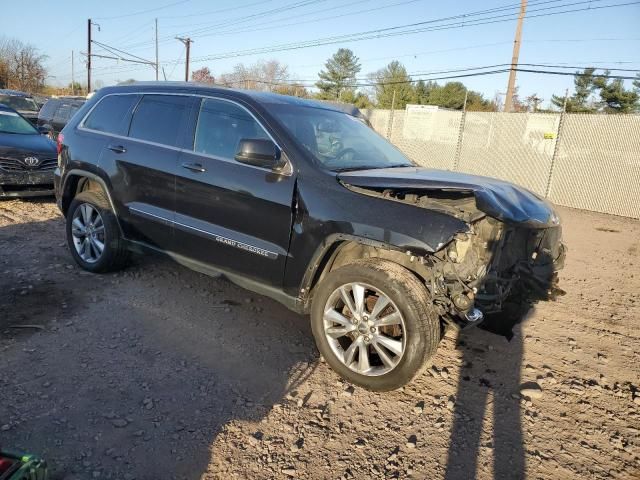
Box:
(337, 167, 560, 228)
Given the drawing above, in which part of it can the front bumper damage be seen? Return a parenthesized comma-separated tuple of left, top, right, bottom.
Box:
(0, 170, 55, 197)
(432, 216, 566, 330)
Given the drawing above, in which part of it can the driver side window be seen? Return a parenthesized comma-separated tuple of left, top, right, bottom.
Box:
(194, 98, 270, 160)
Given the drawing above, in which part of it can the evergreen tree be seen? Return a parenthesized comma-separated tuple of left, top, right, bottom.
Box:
(316, 48, 361, 101)
(372, 61, 415, 109)
(340, 89, 373, 109)
(551, 68, 598, 112)
(413, 80, 436, 104)
(593, 71, 639, 113)
(425, 82, 492, 111)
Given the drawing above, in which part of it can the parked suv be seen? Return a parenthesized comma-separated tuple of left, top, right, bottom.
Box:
(38, 97, 86, 139)
(55, 83, 565, 391)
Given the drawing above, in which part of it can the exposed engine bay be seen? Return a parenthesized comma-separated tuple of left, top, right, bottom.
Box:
(344, 185, 566, 329)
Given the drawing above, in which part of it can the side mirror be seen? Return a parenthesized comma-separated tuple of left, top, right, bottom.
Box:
(38, 124, 53, 135)
(234, 138, 284, 170)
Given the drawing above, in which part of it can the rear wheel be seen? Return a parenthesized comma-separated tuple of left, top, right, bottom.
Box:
(66, 190, 129, 273)
(310, 259, 440, 391)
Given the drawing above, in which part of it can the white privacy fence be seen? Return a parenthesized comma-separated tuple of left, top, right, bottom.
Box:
(361, 108, 640, 219)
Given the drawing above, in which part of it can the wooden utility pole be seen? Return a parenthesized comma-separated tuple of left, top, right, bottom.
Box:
(155, 18, 159, 81)
(504, 0, 527, 112)
(87, 19, 92, 93)
(176, 37, 192, 82)
(71, 50, 75, 95)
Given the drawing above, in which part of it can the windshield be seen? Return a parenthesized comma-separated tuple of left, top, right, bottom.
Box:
(0, 95, 38, 111)
(0, 110, 38, 134)
(270, 105, 414, 171)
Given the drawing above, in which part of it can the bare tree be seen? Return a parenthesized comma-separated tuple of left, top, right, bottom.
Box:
(192, 66, 215, 84)
(0, 36, 48, 92)
(218, 59, 290, 91)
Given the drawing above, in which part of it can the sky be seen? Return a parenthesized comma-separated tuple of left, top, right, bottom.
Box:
(2, 0, 639, 108)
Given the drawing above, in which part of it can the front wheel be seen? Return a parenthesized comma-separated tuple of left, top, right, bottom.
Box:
(310, 259, 441, 391)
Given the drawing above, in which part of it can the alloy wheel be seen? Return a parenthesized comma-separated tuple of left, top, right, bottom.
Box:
(323, 282, 406, 376)
(71, 203, 105, 264)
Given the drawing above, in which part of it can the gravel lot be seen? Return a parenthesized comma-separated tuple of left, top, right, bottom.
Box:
(1, 198, 639, 480)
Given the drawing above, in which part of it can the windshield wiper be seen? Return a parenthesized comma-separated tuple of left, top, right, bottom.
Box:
(333, 163, 412, 172)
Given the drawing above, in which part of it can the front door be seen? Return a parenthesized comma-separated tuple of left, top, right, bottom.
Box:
(173, 97, 296, 287)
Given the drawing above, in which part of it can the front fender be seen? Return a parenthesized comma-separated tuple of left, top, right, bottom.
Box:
(282, 177, 469, 297)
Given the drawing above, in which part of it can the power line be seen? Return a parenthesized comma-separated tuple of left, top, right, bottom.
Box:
(174, 0, 640, 64)
(91, 40, 156, 66)
(172, 0, 332, 39)
(188, 0, 565, 38)
(121, 0, 334, 50)
(514, 68, 639, 79)
(244, 62, 640, 83)
(94, 0, 191, 20)
(117, 0, 563, 51)
(173, 0, 417, 38)
(521, 63, 640, 72)
(158, 0, 275, 20)
(217, 63, 640, 89)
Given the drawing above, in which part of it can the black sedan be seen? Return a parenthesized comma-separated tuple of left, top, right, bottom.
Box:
(0, 104, 57, 198)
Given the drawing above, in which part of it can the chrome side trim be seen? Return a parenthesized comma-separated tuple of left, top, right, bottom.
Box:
(129, 206, 279, 260)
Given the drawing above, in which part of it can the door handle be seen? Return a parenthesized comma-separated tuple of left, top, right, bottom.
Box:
(181, 162, 206, 173)
(107, 144, 127, 154)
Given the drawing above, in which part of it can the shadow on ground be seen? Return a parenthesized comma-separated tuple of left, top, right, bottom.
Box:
(0, 216, 319, 480)
(441, 293, 542, 480)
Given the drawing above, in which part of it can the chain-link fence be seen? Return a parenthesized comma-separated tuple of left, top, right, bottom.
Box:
(362, 108, 640, 219)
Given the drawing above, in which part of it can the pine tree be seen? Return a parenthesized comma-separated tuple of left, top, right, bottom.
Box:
(594, 71, 639, 113)
(316, 49, 361, 101)
(551, 68, 598, 112)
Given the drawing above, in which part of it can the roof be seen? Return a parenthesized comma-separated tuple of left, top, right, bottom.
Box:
(0, 89, 32, 97)
(101, 81, 352, 114)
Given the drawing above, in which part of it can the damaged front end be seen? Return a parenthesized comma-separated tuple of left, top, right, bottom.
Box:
(338, 168, 567, 330)
(427, 213, 565, 329)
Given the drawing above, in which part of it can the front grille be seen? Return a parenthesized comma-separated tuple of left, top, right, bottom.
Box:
(0, 156, 57, 172)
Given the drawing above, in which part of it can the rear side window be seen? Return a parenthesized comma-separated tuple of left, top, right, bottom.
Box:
(53, 104, 72, 123)
(38, 100, 59, 122)
(83, 95, 139, 135)
(128, 95, 190, 147)
(194, 98, 269, 159)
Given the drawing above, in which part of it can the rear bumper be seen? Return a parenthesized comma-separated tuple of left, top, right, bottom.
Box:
(0, 170, 55, 198)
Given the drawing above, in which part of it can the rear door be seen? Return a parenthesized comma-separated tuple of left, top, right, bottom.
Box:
(173, 96, 296, 287)
(99, 93, 194, 250)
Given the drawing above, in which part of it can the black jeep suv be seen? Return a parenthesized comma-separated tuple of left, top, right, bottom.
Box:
(55, 83, 565, 391)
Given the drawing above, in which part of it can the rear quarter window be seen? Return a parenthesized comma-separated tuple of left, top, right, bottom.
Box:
(83, 94, 139, 135)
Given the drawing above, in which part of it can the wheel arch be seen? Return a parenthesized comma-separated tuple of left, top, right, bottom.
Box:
(300, 234, 433, 312)
(60, 169, 124, 235)
(61, 170, 117, 214)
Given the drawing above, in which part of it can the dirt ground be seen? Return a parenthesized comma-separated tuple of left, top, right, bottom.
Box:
(0, 198, 638, 480)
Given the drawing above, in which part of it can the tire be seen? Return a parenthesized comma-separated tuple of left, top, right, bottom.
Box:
(310, 258, 440, 391)
(66, 190, 129, 273)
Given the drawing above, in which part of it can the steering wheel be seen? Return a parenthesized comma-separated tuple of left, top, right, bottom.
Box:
(322, 148, 360, 169)
(334, 148, 357, 162)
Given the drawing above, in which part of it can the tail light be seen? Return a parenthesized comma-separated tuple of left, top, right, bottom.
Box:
(57, 132, 64, 156)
